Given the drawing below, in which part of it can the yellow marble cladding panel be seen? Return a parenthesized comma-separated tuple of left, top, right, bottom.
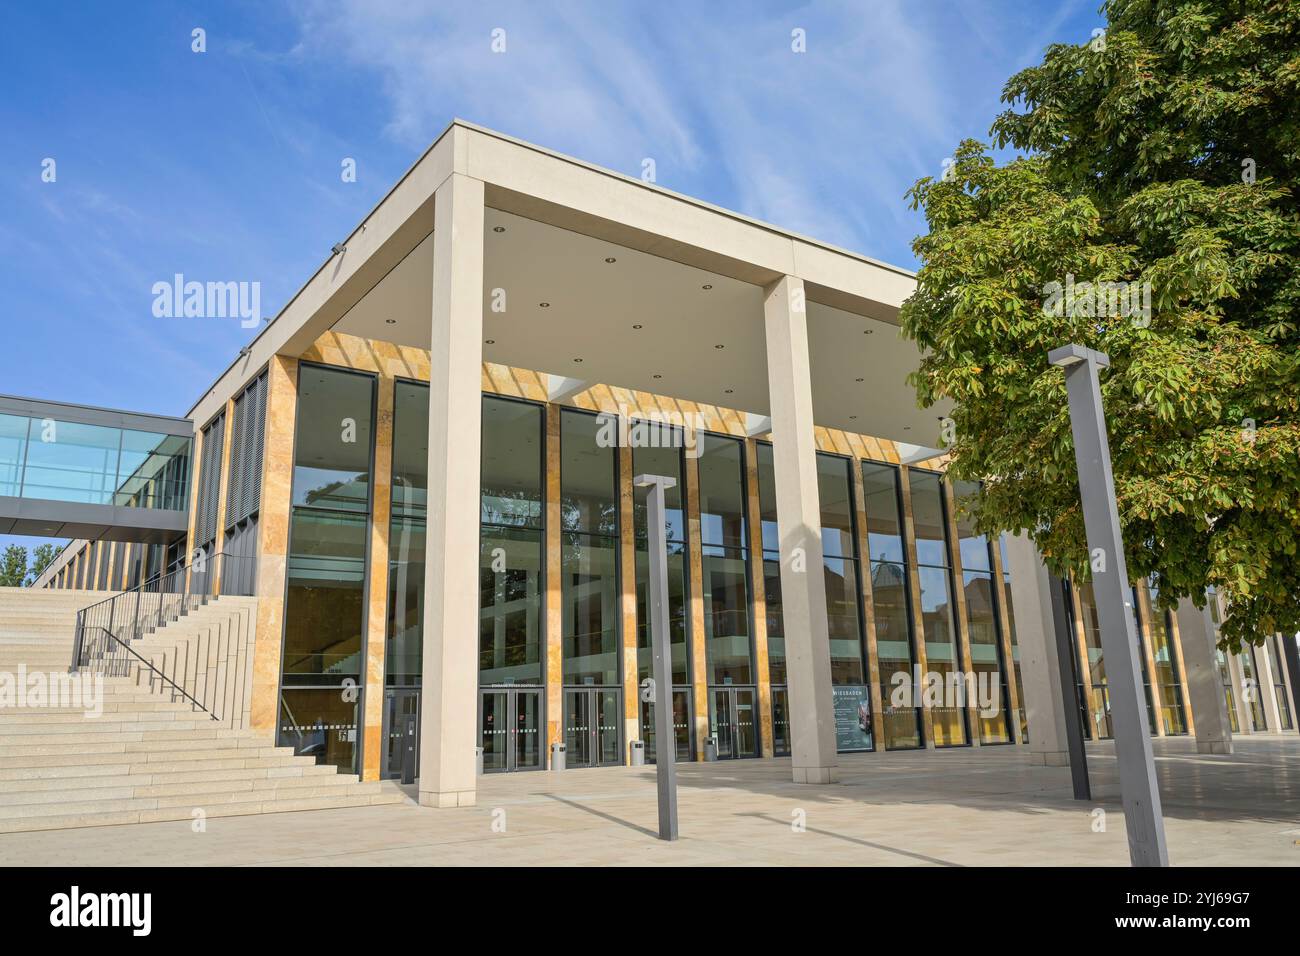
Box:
(250, 355, 298, 732)
(545, 404, 563, 751)
(618, 442, 639, 726)
(744, 437, 774, 757)
(685, 451, 708, 758)
(304, 332, 919, 463)
(361, 374, 396, 781)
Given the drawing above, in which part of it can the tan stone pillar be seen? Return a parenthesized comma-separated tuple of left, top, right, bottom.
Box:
(545, 404, 563, 753)
(685, 449, 708, 759)
(618, 440, 639, 750)
(743, 437, 774, 757)
(418, 172, 485, 809)
(898, 468, 935, 747)
(249, 354, 298, 732)
(361, 375, 395, 781)
(762, 275, 837, 783)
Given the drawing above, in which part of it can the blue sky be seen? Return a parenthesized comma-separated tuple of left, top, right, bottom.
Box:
(0, 0, 1102, 563)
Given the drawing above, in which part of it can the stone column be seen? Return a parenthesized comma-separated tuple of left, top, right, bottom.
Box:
(418, 172, 485, 808)
(762, 275, 837, 784)
(741, 437, 774, 756)
(249, 355, 298, 733)
(1174, 598, 1232, 754)
(360, 373, 395, 781)
(1002, 533, 1071, 765)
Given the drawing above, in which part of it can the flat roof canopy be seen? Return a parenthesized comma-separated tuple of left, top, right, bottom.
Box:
(191, 121, 949, 448)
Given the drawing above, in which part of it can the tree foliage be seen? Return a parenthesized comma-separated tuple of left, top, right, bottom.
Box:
(900, 0, 1300, 650)
(0, 545, 28, 588)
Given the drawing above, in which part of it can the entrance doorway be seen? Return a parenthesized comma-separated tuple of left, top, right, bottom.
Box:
(709, 686, 759, 758)
(479, 687, 544, 772)
(638, 687, 694, 763)
(564, 687, 622, 768)
(770, 685, 790, 756)
(382, 688, 420, 780)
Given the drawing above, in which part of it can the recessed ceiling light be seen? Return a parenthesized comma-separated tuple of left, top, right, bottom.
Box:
(855, 377, 864, 382)
(385, 319, 396, 324)
(605, 257, 617, 263)
(653, 374, 662, 379)
(724, 389, 734, 394)
(702, 284, 713, 290)
(485, 339, 495, 345)
(850, 415, 858, 420)
(573, 357, 583, 363)
(632, 324, 642, 329)
(903, 425, 911, 431)
(714, 344, 725, 349)
(493, 226, 505, 233)
(539, 302, 550, 308)
(864, 329, 873, 335)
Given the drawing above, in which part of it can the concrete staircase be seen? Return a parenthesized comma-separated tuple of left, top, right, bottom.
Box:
(0, 586, 406, 833)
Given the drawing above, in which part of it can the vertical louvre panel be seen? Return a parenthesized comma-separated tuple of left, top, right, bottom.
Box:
(226, 392, 246, 528)
(197, 411, 224, 547)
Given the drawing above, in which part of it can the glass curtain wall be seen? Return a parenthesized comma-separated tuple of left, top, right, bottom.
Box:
(756, 443, 788, 754)
(560, 410, 621, 767)
(385, 380, 428, 688)
(698, 433, 757, 758)
(278, 364, 375, 773)
(1145, 584, 1188, 735)
(818, 453, 871, 753)
(1239, 647, 1269, 731)
(1207, 594, 1240, 732)
(861, 462, 922, 749)
(908, 469, 968, 746)
(952, 480, 1011, 744)
(632, 428, 692, 762)
(1129, 588, 1159, 734)
(1077, 583, 1112, 739)
(1266, 635, 1294, 730)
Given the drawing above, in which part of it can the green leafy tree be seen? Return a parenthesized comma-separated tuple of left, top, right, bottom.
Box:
(900, 0, 1300, 650)
(26, 543, 59, 586)
(0, 545, 28, 588)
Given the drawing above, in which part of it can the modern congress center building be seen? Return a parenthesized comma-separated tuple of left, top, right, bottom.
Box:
(31, 121, 1299, 809)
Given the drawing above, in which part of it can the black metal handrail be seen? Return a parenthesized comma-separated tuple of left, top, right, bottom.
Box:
(77, 625, 219, 721)
(70, 551, 256, 672)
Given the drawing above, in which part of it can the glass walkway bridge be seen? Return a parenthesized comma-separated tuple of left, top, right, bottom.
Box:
(0, 394, 192, 542)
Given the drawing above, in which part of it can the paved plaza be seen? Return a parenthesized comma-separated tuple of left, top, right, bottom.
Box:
(2, 735, 1297, 866)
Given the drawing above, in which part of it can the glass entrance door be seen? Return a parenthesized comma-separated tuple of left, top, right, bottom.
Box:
(710, 686, 758, 758)
(564, 687, 622, 768)
(479, 687, 544, 772)
(639, 687, 694, 763)
(770, 685, 790, 756)
(382, 688, 420, 780)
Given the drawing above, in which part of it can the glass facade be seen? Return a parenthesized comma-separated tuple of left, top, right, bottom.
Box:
(481, 397, 545, 687)
(998, 537, 1027, 741)
(952, 480, 1011, 744)
(279, 364, 375, 773)
(755, 443, 786, 752)
(632, 431, 692, 758)
(909, 469, 967, 746)
(386, 380, 428, 687)
(861, 462, 921, 749)
(0, 411, 190, 509)
(1267, 635, 1294, 730)
(560, 410, 620, 686)
(698, 434, 753, 686)
(1146, 585, 1188, 735)
(1078, 583, 1112, 739)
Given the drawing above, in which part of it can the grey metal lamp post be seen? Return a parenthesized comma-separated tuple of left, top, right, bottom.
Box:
(633, 473, 680, 841)
(1048, 344, 1168, 866)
